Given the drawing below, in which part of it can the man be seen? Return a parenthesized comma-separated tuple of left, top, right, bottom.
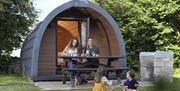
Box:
(81, 37, 100, 67)
(77, 37, 100, 84)
(84, 37, 100, 56)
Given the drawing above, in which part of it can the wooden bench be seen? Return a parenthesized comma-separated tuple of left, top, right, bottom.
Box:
(62, 67, 129, 84)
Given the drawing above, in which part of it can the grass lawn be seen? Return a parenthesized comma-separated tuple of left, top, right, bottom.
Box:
(0, 74, 42, 91)
(47, 77, 180, 91)
(48, 68, 180, 91)
(173, 68, 180, 78)
(0, 88, 42, 91)
(0, 68, 179, 91)
(0, 74, 32, 86)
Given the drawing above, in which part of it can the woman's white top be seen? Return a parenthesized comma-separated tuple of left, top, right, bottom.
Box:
(67, 48, 78, 56)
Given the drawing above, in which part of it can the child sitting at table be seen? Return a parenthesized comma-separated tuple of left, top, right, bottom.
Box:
(123, 69, 139, 91)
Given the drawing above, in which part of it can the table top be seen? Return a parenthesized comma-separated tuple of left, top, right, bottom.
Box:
(63, 67, 129, 71)
(59, 56, 125, 59)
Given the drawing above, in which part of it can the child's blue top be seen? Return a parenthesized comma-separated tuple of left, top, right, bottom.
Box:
(124, 79, 139, 89)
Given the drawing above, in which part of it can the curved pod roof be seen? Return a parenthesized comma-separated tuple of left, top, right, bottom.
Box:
(29, 0, 126, 78)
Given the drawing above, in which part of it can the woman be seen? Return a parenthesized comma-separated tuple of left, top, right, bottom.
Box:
(78, 37, 101, 84)
(84, 37, 100, 56)
(61, 37, 80, 87)
(81, 37, 100, 67)
(62, 37, 79, 56)
(62, 37, 79, 68)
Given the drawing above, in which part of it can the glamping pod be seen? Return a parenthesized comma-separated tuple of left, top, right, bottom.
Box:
(21, 0, 126, 81)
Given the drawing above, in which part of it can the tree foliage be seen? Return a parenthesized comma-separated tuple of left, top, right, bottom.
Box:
(0, 0, 38, 57)
(93, 0, 180, 68)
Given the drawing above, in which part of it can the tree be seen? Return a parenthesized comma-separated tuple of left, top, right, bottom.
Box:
(93, 0, 180, 69)
(0, 0, 38, 59)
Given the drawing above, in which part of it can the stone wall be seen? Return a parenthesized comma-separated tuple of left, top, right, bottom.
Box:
(140, 51, 173, 82)
(140, 52, 154, 81)
(0, 56, 20, 74)
(154, 51, 173, 82)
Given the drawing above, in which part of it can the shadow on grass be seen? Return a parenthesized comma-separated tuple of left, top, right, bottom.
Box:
(138, 77, 180, 91)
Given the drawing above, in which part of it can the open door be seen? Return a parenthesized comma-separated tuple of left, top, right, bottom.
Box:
(56, 17, 89, 75)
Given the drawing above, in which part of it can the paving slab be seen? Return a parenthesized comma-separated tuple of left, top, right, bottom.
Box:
(34, 81, 93, 90)
(34, 80, 154, 90)
(0, 84, 34, 89)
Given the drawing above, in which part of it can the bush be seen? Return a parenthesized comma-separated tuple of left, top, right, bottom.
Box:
(0, 56, 20, 74)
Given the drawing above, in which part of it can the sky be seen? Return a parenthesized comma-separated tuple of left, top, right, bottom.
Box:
(33, 0, 71, 21)
(11, 0, 71, 57)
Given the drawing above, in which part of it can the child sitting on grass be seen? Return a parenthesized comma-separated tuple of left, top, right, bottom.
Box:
(92, 66, 109, 91)
(93, 66, 121, 91)
(123, 69, 139, 91)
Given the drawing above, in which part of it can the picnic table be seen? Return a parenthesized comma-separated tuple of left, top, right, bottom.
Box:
(59, 56, 128, 84)
(59, 56, 126, 66)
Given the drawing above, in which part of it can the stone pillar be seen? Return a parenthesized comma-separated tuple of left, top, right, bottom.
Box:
(154, 51, 173, 82)
(140, 52, 154, 81)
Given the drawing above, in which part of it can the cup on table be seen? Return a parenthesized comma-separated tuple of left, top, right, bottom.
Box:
(92, 53, 96, 56)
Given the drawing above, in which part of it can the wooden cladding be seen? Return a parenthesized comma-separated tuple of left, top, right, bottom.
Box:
(38, 28, 56, 75)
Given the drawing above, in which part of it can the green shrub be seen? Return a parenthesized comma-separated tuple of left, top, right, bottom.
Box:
(0, 56, 20, 74)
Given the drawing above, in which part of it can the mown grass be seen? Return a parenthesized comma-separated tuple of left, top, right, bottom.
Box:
(49, 68, 180, 91)
(0, 68, 179, 91)
(173, 68, 180, 78)
(0, 87, 42, 91)
(49, 77, 180, 91)
(0, 74, 32, 86)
